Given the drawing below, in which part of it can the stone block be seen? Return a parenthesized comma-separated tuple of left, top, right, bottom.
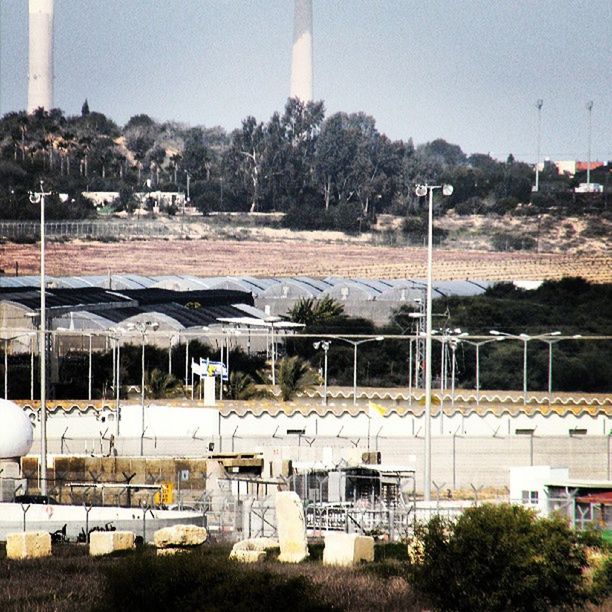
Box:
(6, 531, 52, 560)
(229, 549, 266, 563)
(89, 530, 135, 556)
(153, 524, 207, 549)
(156, 547, 191, 556)
(275, 491, 309, 563)
(232, 537, 279, 552)
(323, 533, 375, 567)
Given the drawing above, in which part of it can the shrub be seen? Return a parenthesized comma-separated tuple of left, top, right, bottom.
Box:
(98, 548, 331, 612)
(406, 504, 589, 612)
(491, 232, 536, 251)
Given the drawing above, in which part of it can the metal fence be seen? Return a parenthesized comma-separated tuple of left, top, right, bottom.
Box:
(0, 220, 191, 240)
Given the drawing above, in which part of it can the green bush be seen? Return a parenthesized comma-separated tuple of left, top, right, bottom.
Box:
(407, 504, 589, 612)
(98, 548, 331, 612)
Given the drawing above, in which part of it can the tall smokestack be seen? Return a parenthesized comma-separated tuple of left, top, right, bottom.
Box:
(28, 0, 54, 113)
(290, 0, 313, 102)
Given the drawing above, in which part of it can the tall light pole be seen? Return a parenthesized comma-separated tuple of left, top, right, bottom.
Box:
(490, 330, 561, 403)
(127, 321, 159, 456)
(336, 336, 384, 406)
(539, 334, 581, 402)
(415, 183, 453, 501)
(461, 338, 502, 406)
(534, 99, 543, 192)
(29, 180, 51, 496)
(586, 100, 594, 189)
(313, 340, 331, 406)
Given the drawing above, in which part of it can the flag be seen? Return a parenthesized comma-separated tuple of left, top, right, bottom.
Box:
(368, 401, 387, 418)
(417, 394, 441, 406)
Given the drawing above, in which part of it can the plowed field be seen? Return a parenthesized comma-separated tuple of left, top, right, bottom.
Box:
(1, 239, 610, 282)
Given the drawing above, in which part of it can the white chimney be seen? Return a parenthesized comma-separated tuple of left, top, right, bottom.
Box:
(290, 0, 313, 102)
(28, 0, 54, 113)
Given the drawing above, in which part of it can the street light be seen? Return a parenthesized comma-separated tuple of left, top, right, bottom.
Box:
(586, 101, 593, 189)
(415, 183, 454, 501)
(461, 338, 503, 406)
(336, 336, 384, 406)
(490, 330, 561, 403)
(534, 99, 543, 193)
(127, 321, 159, 456)
(539, 334, 582, 401)
(313, 340, 331, 406)
(29, 180, 51, 496)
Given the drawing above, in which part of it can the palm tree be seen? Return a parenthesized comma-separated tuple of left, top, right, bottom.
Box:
(224, 371, 261, 400)
(145, 368, 183, 399)
(277, 356, 317, 401)
(288, 296, 345, 326)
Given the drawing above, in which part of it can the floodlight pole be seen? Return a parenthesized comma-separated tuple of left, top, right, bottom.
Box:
(490, 330, 561, 404)
(88, 334, 93, 401)
(534, 99, 543, 192)
(127, 321, 158, 456)
(313, 340, 331, 406)
(336, 336, 384, 406)
(29, 181, 51, 496)
(415, 184, 453, 502)
(3, 339, 7, 399)
(586, 101, 593, 189)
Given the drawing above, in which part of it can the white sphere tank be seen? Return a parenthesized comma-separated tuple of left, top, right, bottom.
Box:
(0, 399, 34, 459)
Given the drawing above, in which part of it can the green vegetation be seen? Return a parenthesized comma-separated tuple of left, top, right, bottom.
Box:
(277, 355, 318, 401)
(0, 527, 608, 611)
(407, 504, 606, 612)
(1, 101, 607, 234)
(3, 279, 608, 400)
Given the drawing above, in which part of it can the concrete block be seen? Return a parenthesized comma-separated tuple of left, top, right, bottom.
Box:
(153, 524, 207, 549)
(323, 533, 375, 567)
(275, 491, 309, 563)
(6, 531, 52, 560)
(229, 549, 266, 563)
(89, 530, 135, 556)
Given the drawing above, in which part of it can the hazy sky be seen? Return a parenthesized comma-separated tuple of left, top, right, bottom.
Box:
(1, 0, 610, 162)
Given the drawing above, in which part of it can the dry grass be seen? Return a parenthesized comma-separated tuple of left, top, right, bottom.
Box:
(0, 542, 423, 612)
(1, 238, 610, 283)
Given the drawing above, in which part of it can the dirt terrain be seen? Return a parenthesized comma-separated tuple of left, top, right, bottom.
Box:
(1, 235, 610, 282)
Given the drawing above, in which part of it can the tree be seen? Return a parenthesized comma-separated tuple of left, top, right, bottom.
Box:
(228, 116, 266, 212)
(224, 371, 261, 400)
(81, 99, 90, 116)
(288, 296, 345, 326)
(407, 504, 589, 612)
(277, 356, 317, 401)
(145, 368, 183, 399)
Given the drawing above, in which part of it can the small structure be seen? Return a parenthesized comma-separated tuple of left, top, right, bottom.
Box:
(323, 533, 374, 567)
(0, 400, 33, 502)
(89, 530, 135, 556)
(6, 531, 52, 560)
(510, 466, 612, 534)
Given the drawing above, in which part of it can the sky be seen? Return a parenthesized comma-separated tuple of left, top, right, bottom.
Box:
(0, 0, 610, 163)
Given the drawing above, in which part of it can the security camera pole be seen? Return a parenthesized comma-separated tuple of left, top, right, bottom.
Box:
(127, 321, 159, 455)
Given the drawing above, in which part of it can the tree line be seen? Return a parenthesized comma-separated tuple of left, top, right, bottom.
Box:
(0, 100, 606, 230)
